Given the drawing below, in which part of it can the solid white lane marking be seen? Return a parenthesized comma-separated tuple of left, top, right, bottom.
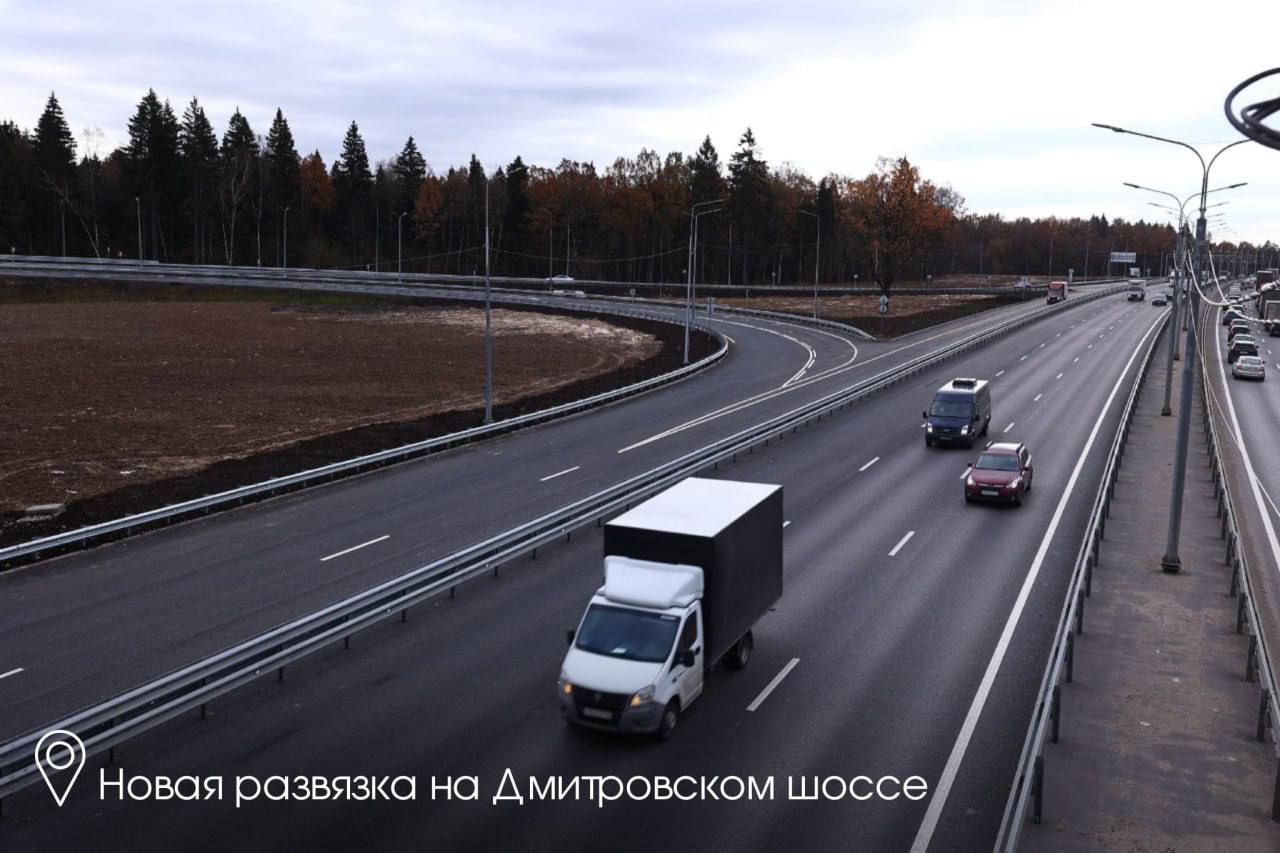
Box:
(1003, 422, 1015, 433)
(0, 668, 23, 681)
(1033, 393, 1043, 402)
(320, 535, 390, 562)
(859, 456, 880, 472)
(747, 658, 800, 712)
(909, 310, 1165, 853)
(1056, 372, 1064, 380)
(888, 530, 915, 556)
(995, 370, 1006, 377)
(539, 466, 581, 482)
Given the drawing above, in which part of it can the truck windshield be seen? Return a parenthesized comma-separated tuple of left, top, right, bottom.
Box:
(930, 400, 972, 418)
(576, 604, 680, 663)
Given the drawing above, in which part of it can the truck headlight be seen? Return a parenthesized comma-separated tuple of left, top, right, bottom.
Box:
(961, 425, 970, 435)
(926, 424, 933, 433)
(560, 679, 573, 695)
(630, 685, 655, 706)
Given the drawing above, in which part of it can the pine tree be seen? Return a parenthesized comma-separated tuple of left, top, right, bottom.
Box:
(263, 108, 300, 265)
(332, 121, 372, 264)
(728, 128, 773, 284)
(502, 155, 531, 272)
(32, 92, 77, 188)
(0, 121, 35, 253)
(180, 98, 219, 262)
(124, 90, 181, 260)
(218, 108, 257, 264)
(393, 136, 426, 215)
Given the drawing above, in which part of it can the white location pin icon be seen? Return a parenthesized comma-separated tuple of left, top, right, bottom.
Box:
(35, 729, 86, 807)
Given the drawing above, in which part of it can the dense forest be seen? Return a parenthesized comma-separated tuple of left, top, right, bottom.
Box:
(2, 91, 1273, 289)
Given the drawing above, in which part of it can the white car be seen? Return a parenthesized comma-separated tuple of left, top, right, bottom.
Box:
(1232, 355, 1266, 381)
(547, 274, 575, 284)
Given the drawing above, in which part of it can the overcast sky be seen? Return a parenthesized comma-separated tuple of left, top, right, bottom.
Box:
(3, 0, 1278, 243)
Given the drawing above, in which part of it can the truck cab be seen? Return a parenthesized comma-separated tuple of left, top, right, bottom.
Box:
(560, 557, 704, 738)
(1046, 280, 1068, 304)
(1127, 280, 1145, 301)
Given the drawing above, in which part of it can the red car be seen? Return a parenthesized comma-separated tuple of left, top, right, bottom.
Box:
(964, 442, 1034, 505)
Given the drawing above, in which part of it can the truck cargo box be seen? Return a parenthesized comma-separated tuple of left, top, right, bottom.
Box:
(603, 478, 783, 667)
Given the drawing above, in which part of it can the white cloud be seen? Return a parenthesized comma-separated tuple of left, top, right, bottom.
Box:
(1, 0, 1278, 241)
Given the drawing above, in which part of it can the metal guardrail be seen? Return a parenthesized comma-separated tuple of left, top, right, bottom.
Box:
(0, 287, 729, 567)
(1198, 307, 1280, 819)
(992, 308, 1168, 851)
(0, 279, 1127, 806)
(0, 253, 1125, 296)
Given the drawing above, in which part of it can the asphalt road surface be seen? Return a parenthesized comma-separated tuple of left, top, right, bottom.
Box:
(0, 285, 1164, 852)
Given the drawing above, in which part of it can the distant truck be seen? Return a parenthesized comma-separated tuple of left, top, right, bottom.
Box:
(1046, 280, 1069, 304)
(559, 478, 783, 740)
(1126, 279, 1145, 301)
(1261, 290, 1280, 336)
(1258, 270, 1277, 288)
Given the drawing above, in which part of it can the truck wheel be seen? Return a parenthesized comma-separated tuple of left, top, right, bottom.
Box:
(725, 632, 754, 670)
(657, 701, 680, 741)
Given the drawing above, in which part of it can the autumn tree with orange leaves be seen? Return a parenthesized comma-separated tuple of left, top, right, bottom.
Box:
(848, 157, 961, 293)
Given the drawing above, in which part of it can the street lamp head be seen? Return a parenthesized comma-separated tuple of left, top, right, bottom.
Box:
(1123, 182, 1141, 189)
(1092, 123, 1126, 133)
(1227, 182, 1248, 189)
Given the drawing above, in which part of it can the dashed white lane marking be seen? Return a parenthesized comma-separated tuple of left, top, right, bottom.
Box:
(783, 520, 792, 528)
(859, 456, 881, 472)
(1088, 344, 1094, 349)
(1056, 372, 1064, 379)
(320, 535, 390, 562)
(747, 658, 800, 712)
(1020, 355, 1029, 361)
(0, 668, 23, 681)
(995, 370, 1006, 377)
(888, 530, 916, 556)
(1039, 343, 1046, 348)
(1033, 393, 1043, 402)
(1073, 357, 1080, 363)
(1003, 422, 1016, 433)
(539, 466, 581, 482)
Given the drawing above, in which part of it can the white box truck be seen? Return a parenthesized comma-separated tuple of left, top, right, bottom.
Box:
(558, 477, 783, 740)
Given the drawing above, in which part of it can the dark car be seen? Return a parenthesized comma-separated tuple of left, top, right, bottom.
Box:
(1151, 293, 1168, 306)
(1229, 336, 1259, 363)
(1228, 322, 1253, 343)
(964, 442, 1034, 505)
(1223, 309, 1245, 326)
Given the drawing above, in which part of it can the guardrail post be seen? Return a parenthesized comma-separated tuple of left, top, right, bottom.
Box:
(1051, 685, 1061, 743)
(1257, 692, 1270, 742)
(1032, 755, 1044, 824)
(1230, 564, 1240, 597)
(1238, 594, 1249, 635)
(1084, 556, 1094, 598)
(1075, 589, 1085, 635)
(1247, 635, 1259, 682)
(1066, 633, 1075, 683)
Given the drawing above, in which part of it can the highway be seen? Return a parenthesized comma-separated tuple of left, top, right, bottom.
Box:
(0, 271, 1081, 742)
(0, 278, 1165, 851)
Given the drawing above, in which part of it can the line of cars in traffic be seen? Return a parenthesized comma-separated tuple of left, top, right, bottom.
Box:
(1224, 290, 1266, 381)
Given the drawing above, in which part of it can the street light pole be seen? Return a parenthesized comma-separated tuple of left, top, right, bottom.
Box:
(282, 206, 290, 278)
(484, 163, 526, 423)
(1130, 187, 1239, 415)
(398, 211, 407, 283)
(1095, 123, 1248, 572)
(684, 200, 721, 364)
(800, 209, 820, 319)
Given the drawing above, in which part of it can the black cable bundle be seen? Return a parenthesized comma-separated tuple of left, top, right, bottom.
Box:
(1225, 68, 1280, 151)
